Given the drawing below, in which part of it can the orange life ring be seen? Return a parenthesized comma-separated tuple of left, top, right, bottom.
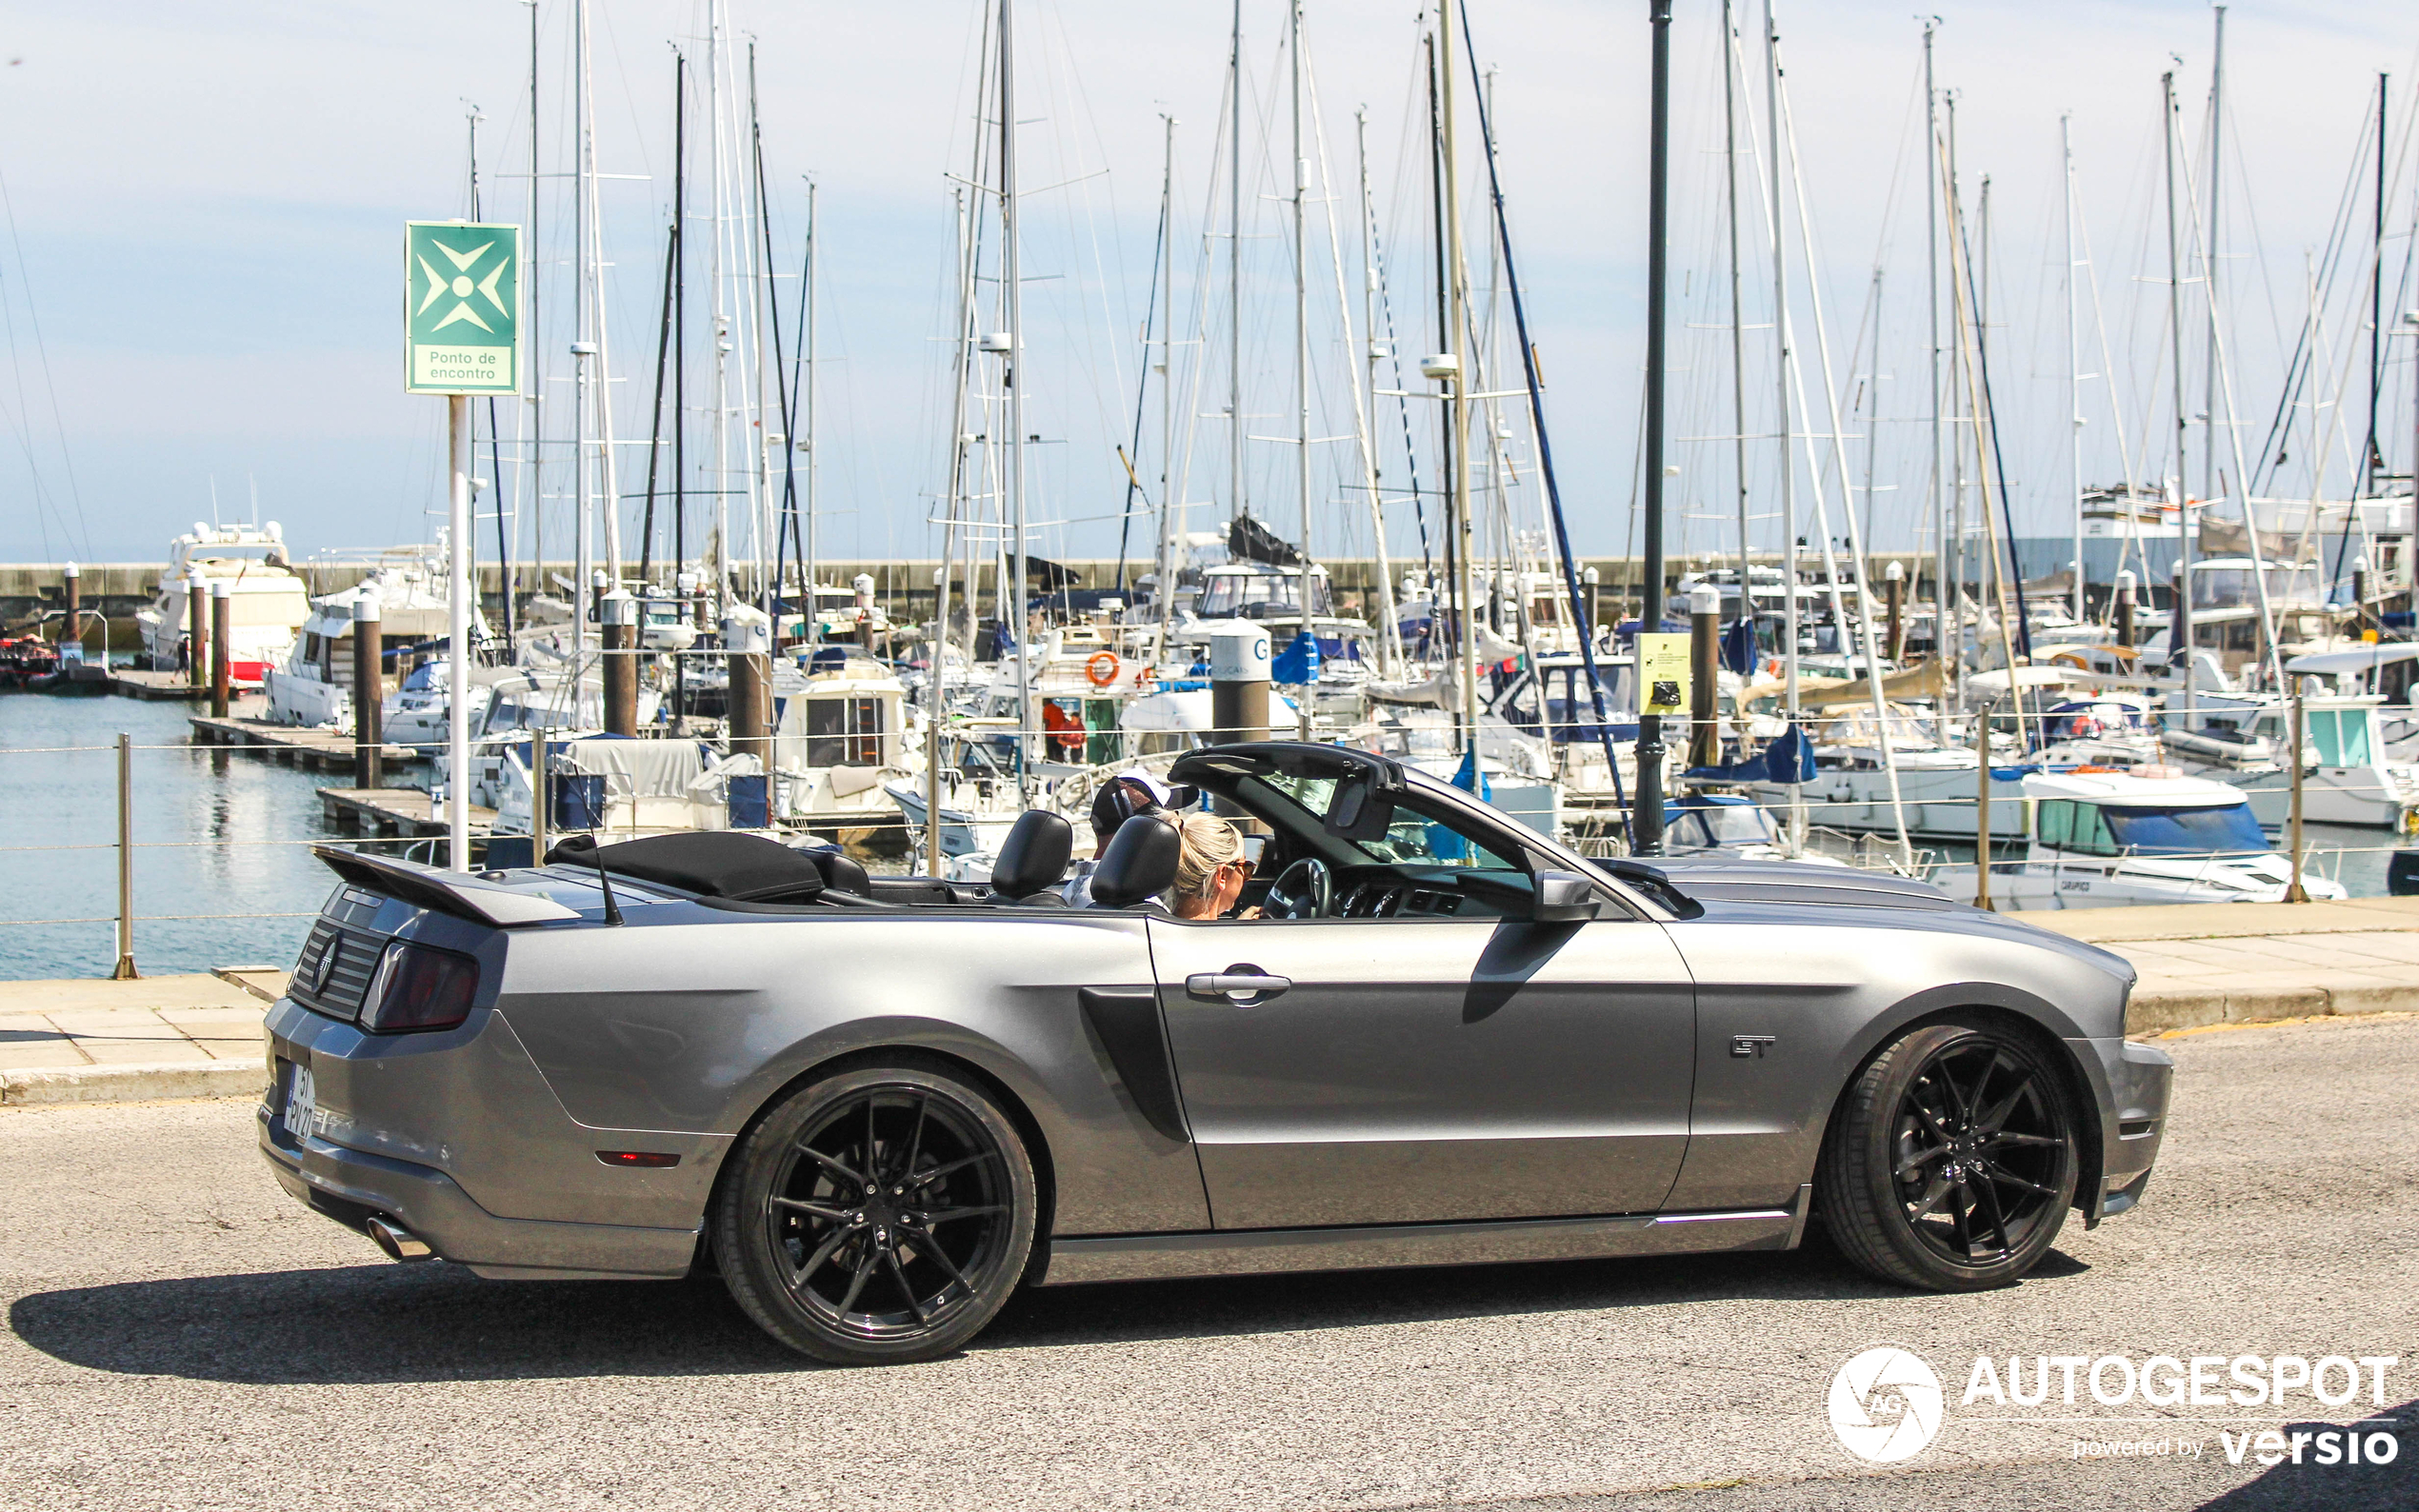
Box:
(1085, 649, 1121, 687)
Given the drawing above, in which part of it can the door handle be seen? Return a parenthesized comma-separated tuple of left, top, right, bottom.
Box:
(1187, 969, 1290, 1002)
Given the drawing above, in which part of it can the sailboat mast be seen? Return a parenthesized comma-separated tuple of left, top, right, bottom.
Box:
(2204, 10, 2224, 527)
(1438, 3, 1477, 751)
(1229, 0, 1246, 528)
(929, 178, 976, 875)
(578, 0, 620, 594)
(747, 45, 776, 617)
(1945, 90, 1967, 708)
(2165, 69, 2193, 721)
(802, 178, 819, 624)
(672, 55, 687, 589)
(571, 0, 592, 666)
(2368, 72, 2388, 499)
(1153, 115, 1179, 665)
(1354, 106, 1400, 677)
(998, 0, 1031, 803)
(707, 3, 731, 615)
(1923, 21, 1944, 683)
(2198, 9, 2284, 690)
(522, 0, 540, 642)
(1724, 0, 1749, 631)
(2065, 112, 2085, 625)
(1767, 0, 1798, 821)
(1290, 0, 1313, 738)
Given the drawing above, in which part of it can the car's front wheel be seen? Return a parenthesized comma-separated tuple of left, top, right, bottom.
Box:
(1817, 1020, 2078, 1291)
(713, 1061, 1037, 1364)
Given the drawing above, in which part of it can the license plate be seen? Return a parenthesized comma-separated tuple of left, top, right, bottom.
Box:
(283, 1061, 319, 1141)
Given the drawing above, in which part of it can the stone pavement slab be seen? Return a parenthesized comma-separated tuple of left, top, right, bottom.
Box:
(0, 974, 269, 1104)
(2029, 894, 2419, 944)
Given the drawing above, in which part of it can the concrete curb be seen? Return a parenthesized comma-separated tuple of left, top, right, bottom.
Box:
(0, 1061, 267, 1106)
(2128, 983, 2419, 1036)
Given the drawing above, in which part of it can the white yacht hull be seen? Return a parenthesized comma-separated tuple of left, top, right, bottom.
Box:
(1929, 855, 2349, 909)
(1753, 763, 2029, 840)
(2216, 766, 2419, 830)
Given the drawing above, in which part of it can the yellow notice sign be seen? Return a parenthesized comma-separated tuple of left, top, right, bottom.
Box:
(1636, 632, 1691, 714)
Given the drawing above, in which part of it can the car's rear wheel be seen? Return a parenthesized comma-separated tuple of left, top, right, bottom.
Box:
(713, 1062, 1037, 1364)
(1817, 1021, 2078, 1291)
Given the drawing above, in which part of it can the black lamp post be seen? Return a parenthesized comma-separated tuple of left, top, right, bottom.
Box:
(1633, 0, 1673, 855)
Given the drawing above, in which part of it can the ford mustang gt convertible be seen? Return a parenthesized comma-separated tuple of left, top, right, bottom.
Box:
(261, 741, 2172, 1365)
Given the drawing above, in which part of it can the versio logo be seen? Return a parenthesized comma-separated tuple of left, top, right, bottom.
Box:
(1830, 1347, 1946, 1462)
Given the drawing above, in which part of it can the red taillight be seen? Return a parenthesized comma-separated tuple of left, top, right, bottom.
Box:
(360, 942, 480, 1033)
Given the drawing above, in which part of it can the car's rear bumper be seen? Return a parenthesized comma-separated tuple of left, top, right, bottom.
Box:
(258, 1103, 698, 1282)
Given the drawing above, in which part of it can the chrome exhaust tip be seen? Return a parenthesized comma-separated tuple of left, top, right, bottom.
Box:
(366, 1215, 434, 1263)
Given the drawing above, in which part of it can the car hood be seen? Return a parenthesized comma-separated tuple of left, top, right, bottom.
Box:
(1643, 855, 2138, 985)
(1648, 856, 1961, 909)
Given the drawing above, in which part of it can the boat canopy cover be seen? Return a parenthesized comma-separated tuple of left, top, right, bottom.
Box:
(2284, 644, 2419, 675)
(546, 830, 824, 902)
(557, 736, 711, 799)
(1228, 512, 1303, 567)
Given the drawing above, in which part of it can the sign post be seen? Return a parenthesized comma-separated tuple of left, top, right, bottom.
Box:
(407, 221, 521, 872)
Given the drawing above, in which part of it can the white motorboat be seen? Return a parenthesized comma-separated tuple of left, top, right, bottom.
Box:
(1929, 769, 2349, 908)
(2163, 693, 2419, 830)
(262, 559, 463, 729)
(134, 523, 310, 686)
(770, 654, 919, 831)
(478, 733, 762, 840)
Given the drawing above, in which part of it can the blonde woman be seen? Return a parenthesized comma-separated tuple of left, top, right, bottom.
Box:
(1168, 812, 1261, 921)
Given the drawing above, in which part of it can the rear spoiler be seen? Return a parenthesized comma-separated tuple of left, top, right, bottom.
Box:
(313, 846, 582, 928)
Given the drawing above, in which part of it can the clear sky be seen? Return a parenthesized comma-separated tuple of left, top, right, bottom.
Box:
(1, 1, 2411, 574)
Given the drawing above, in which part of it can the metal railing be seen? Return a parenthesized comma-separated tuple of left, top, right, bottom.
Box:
(2, 713, 2412, 981)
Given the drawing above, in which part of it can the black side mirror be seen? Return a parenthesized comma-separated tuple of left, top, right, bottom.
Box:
(1531, 869, 1602, 924)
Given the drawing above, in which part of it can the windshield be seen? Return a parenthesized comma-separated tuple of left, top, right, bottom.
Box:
(2102, 803, 2269, 855)
(1197, 572, 1333, 620)
(1256, 772, 1518, 870)
(2191, 565, 2324, 609)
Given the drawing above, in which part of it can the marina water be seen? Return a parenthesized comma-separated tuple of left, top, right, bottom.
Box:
(0, 694, 2401, 981)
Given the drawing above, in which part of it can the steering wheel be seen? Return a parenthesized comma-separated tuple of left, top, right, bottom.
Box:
(1262, 857, 1332, 920)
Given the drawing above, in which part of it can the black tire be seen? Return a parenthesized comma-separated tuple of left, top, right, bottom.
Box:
(1817, 1020, 2079, 1292)
(713, 1062, 1038, 1365)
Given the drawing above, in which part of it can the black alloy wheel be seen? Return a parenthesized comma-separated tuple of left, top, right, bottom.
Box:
(1817, 1021, 2078, 1291)
(714, 1063, 1037, 1364)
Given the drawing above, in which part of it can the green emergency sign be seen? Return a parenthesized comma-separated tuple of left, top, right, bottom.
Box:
(404, 220, 522, 395)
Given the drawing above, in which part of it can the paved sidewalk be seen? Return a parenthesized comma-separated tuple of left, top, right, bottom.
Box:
(2027, 895, 2419, 1033)
(0, 971, 281, 1104)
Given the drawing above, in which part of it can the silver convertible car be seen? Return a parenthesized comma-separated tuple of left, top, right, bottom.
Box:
(261, 741, 2173, 1365)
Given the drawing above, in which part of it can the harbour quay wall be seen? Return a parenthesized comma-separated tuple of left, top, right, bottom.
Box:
(4, 553, 1939, 646)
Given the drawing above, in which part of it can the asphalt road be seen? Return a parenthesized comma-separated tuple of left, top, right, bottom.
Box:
(3, 1014, 2414, 1512)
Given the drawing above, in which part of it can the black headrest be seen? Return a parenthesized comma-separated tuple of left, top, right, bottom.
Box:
(802, 846, 870, 896)
(1090, 814, 1179, 908)
(546, 830, 824, 902)
(990, 810, 1072, 900)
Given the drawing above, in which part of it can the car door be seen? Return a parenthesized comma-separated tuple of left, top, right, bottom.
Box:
(1145, 898, 1695, 1231)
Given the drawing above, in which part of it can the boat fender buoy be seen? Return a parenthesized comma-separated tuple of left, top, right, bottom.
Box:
(1085, 650, 1121, 687)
